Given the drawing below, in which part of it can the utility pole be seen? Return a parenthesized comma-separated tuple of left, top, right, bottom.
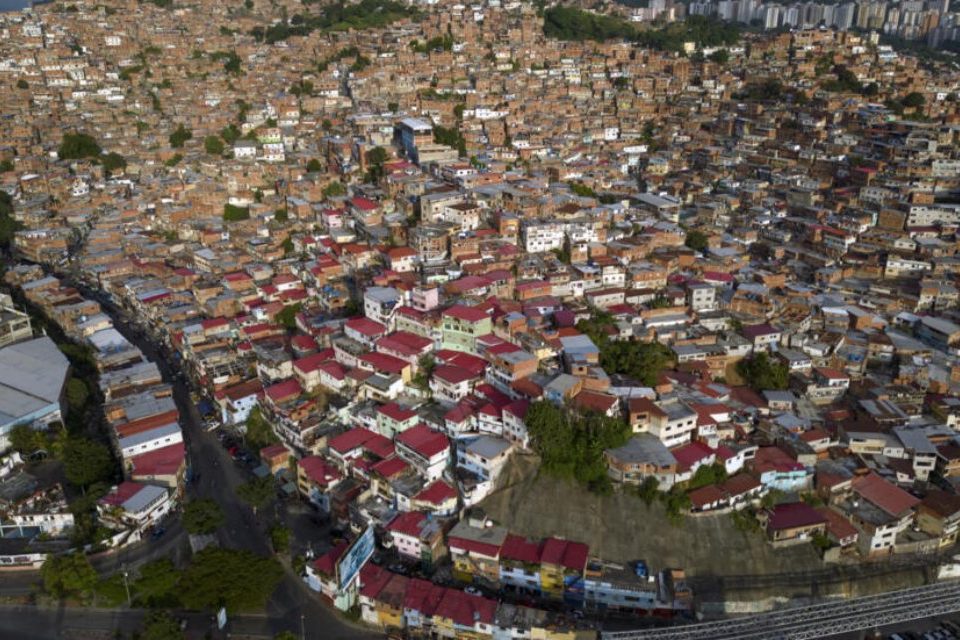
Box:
(300, 613, 306, 640)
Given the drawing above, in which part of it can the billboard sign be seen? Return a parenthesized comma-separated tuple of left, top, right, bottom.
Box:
(337, 526, 375, 590)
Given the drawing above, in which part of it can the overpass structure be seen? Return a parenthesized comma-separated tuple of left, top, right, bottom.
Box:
(602, 579, 960, 640)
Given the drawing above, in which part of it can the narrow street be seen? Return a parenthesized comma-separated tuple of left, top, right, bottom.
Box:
(63, 281, 376, 640)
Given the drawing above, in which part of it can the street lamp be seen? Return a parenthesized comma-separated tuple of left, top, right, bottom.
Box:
(121, 564, 131, 608)
(300, 613, 306, 640)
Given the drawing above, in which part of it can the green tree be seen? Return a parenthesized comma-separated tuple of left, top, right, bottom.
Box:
(366, 146, 388, 182)
(8, 423, 49, 456)
(164, 154, 183, 167)
(0, 191, 22, 250)
(688, 463, 728, 490)
(306, 158, 322, 172)
(708, 48, 729, 64)
(568, 181, 598, 198)
(223, 203, 250, 222)
(275, 302, 301, 331)
(132, 559, 181, 607)
(736, 352, 789, 391)
(237, 476, 275, 514)
(322, 181, 346, 198)
(41, 553, 98, 599)
(244, 406, 279, 452)
(269, 525, 290, 553)
(169, 124, 192, 148)
(525, 401, 631, 494)
(182, 498, 225, 535)
(140, 611, 184, 640)
(220, 124, 241, 144)
(281, 235, 294, 255)
(635, 476, 660, 506)
(411, 354, 436, 392)
(902, 91, 925, 109)
(203, 135, 225, 155)
(101, 152, 127, 175)
(662, 488, 691, 525)
(178, 547, 283, 612)
(275, 208, 289, 223)
(62, 437, 114, 489)
(65, 377, 90, 413)
(58, 133, 102, 160)
(16, 78, 28, 89)
(685, 229, 709, 252)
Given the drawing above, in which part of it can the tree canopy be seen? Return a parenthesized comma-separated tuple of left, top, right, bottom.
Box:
(62, 437, 115, 489)
(58, 133, 102, 160)
(322, 181, 346, 198)
(0, 191, 22, 251)
(525, 400, 631, 494)
(244, 406, 279, 452)
(251, 0, 415, 44)
(101, 152, 127, 175)
(736, 352, 789, 391)
(204, 135, 225, 155)
(178, 547, 283, 612)
(543, 9, 740, 52)
(169, 124, 192, 148)
(132, 559, 181, 607)
(42, 553, 98, 599)
(140, 611, 184, 640)
(182, 498, 225, 535)
(237, 476, 276, 513)
(275, 302, 301, 331)
(685, 229, 709, 252)
(576, 312, 675, 386)
(223, 203, 250, 222)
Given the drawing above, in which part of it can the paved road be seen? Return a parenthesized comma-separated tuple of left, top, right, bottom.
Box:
(601, 579, 960, 640)
(0, 603, 290, 639)
(53, 281, 375, 640)
(0, 519, 188, 598)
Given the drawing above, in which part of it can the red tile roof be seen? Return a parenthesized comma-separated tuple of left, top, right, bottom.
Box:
(378, 402, 418, 423)
(500, 534, 541, 564)
(264, 378, 302, 403)
(852, 472, 920, 518)
(345, 316, 387, 337)
(371, 456, 410, 479)
(387, 511, 426, 537)
(396, 424, 449, 459)
(360, 352, 409, 374)
(672, 441, 716, 471)
(99, 481, 149, 508)
(127, 443, 185, 478)
(539, 537, 589, 571)
(434, 589, 498, 627)
(433, 364, 478, 385)
(298, 456, 341, 486)
(328, 427, 379, 454)
(443, 304, 489, 323)
(414, 480, 458, 505)
(313, 541, 349, 577)
(435, 350, 487, 376)
(766, 502, 827, 531)
(689, 484, 725, 509)
(359, 564, 393, 599)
